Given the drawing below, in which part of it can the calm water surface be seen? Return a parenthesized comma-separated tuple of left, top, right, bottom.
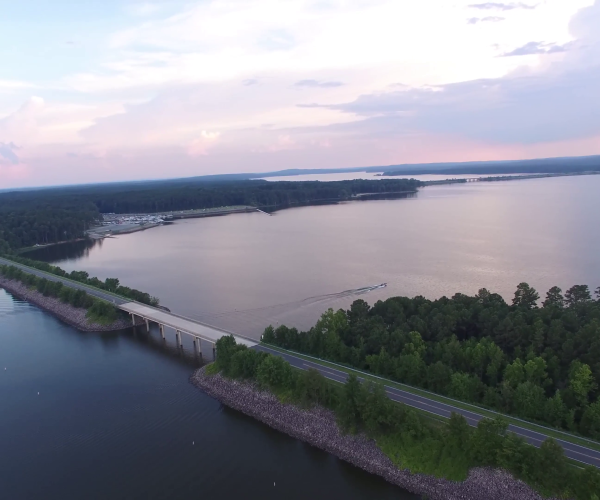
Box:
(0, 291, 416, 500)
(29, 175, 600, 338)
(4, 174, 600, 499)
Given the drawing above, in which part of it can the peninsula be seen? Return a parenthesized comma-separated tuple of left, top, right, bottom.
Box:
(192, 336, 600, 500)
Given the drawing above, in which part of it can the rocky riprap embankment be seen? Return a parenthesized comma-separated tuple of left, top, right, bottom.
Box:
(192, 367, 560, 500)
(0, 277, 139, 332)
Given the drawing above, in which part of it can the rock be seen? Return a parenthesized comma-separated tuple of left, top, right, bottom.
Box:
(0, 277, 139, 332)
(191, 367, 561, 500)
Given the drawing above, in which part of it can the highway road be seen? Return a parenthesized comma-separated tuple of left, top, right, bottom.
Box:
(257, 345, 600, 469)
(0, 257, 128, 305)
(2, 256, 599, 468)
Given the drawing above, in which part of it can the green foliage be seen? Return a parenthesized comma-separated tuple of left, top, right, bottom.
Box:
(210, 337, 599, 498)
(262, 282, 600, 438)
(565, 285, 592, 306)
(0, 264, 118, 325)
(256, 355, 294, 390)
(569, 361, 597, 407)
(86, 300, 118, 325)
(0, 179, 421, 252)
(512, 282, 540, 309)
(3, 256, 159, 306)
(294, 368, 337, 408)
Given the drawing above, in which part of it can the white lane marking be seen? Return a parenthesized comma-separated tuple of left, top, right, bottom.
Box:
(301, 362, 600, 463)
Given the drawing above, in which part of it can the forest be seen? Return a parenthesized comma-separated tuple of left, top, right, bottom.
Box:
(0, 264, 119, 325)
(0, 178, 420, 252)
(379, 155, 600, 176)
(262, 283, 600, 439)
(213, 336, 600, 499)
(4, 256, 159, 306)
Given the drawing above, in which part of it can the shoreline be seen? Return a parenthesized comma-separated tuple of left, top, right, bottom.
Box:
(0, 277, 140, 332)
(191, 367, 556, 500)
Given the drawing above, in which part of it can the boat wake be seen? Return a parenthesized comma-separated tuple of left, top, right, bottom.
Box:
(186, 283, 389, 332)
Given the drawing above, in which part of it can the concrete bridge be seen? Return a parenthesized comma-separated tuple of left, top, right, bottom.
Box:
(121, 302, 256, 355)
(0, 256, 256, 355)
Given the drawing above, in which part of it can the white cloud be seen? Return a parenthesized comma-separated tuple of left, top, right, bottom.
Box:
(187, 130, 220, 156)
(67, 0, 589, 95)
(1, 0, 598, 188)
(0, 79, 37, 92)
(0, 97, 45, 146)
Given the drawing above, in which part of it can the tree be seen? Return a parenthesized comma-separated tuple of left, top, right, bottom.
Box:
(104, 278, 120, 292)
(256, 354, 294, 389)
(565, 285, 592, 306)
(580, 400, 600, 439)
(513, 382, 545, 420)
(215, 335, 238, 372)
(531, 319, 545, 355)
(523, 357, 548, 387)
(569, 361, 597, 407)
(337, 374, 363, 433)
(426, 361, 452, 394)
(503, 359, 525, 388)
(512, 282, 540, 309)
(497, 432, 532, 478)
(262, 325, 275, 343)
(533, 438, 568, 494)
(544, 391, 568, 428)
(469, 417, 508, 466)
(229, 348, 265, 379)
(447, 412, 471, 451)
(360, 382, 395, 435)
(448, 372, 481, 402)
(295, 368, 332, 407)
(542, 286, 564, 308)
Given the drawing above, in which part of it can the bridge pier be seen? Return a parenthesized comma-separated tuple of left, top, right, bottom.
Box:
(145, 318, 150, 332)
(131, 314, 136, 327)
(176, 330, 182, 347)
(159, 324, 165, 339)
(194, 337, 202, 356)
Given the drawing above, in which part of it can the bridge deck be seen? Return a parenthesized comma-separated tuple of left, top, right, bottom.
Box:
(120, 302, 257, 347)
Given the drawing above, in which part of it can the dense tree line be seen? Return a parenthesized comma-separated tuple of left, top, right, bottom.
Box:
(0, 179, 420, 251)
(4, 256, 159, 306)
(263, 283, 600, 439)
(89, 179, 421, 214)
(0, 208, 98, 252)
(380, 155, 600, 176)
(0, 264, 118, 324)
(214, 336, 600, 499)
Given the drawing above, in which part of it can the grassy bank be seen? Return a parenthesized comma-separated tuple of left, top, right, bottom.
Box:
(261, 343, 600, 453)
(0, 263, 120, 325)
(213, 336, 600, 499)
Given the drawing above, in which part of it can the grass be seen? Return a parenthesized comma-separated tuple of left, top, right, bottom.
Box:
(377, 432, 471, 481)
(260, 342, 600, 453)
(200, 357, 586, 498)
(204, 362, 220, 375)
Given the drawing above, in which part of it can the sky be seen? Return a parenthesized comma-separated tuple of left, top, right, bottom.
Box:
(0, 0, 599, 188)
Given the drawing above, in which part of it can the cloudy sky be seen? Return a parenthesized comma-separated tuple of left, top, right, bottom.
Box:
(1, 0, 599, 188)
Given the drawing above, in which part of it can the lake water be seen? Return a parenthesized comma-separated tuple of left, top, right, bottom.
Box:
(3, 174, 600, 499)
(27, 174, 600, 339)
(0, 291, 416, 500)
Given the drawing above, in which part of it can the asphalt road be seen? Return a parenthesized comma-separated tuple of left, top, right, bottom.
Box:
(3, 257, 599, 468)
(0, 257, 128, 305)
(256, 345, 600, 468)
